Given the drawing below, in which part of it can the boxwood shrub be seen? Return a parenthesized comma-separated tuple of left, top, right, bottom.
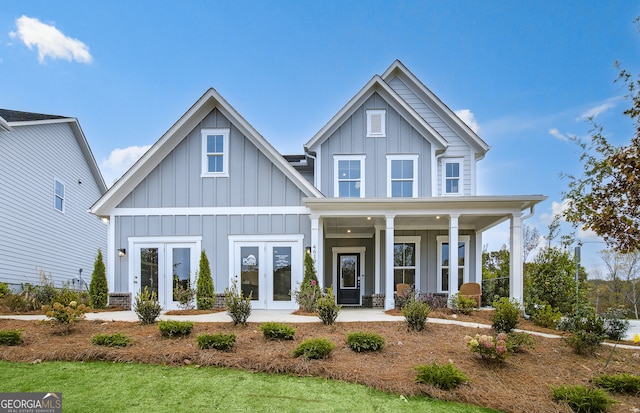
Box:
(415, 362, 469, 390)
(158, 320, 194, 338)
(551, 385, 616, 413)
(346, 331, 385, 352)
(593, 373, 640, 395)
(91, 332, 132, 347)
(197, 333, 236, 351)
(260, 322, 296, 340)
(292, 338, 334, 359)
(0, 330, 22, 346)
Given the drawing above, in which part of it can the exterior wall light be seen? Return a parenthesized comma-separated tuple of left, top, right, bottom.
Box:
(118, 248, 127, 257)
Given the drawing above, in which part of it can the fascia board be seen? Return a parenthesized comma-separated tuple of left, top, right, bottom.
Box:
(0, 116, 11, 131)
(68, 119, 108, 194)
(382, 60, 491, 154)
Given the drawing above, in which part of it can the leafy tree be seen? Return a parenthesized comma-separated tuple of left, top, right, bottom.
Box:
(196, 250, 214, 310)
(563, 55, 640, 253)
(598, 249, 640, 318)
(482, 246, 510, 305)
(89, 249, 108, 309)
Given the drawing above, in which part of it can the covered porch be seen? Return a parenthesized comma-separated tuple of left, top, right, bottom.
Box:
(304, 196, 545, 310)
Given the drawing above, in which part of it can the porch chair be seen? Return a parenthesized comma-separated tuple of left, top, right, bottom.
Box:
(459, 282, 482, 308)
(396, 283, 411, 297)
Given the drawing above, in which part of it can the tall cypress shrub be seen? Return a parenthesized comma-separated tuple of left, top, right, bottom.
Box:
(89, 249, 108, 309)
(196, 250, 214, 310)
(303, 251, 319, 284)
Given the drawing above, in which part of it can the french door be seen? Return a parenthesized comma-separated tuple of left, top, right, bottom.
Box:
(132, 239, 200, 310)
(230, 236, 302, 309)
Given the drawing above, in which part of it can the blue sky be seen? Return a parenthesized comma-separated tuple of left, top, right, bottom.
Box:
(2, 1, 640, 273)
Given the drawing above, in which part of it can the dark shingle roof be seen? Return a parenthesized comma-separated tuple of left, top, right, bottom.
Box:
(0, 109, 67, 123)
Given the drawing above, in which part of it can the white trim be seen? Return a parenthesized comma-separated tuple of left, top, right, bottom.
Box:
(366, 109, 386, 137)
(386, 154, 418, 198)
(332, 246, 366, 305)
(112, 206, 310, 216)
(333, 155, 366, 198)
(201, 128, 230, 177)
(393, 236, 421, 292)
(436, 235, 470, 293)
(442, 157, 463, 196)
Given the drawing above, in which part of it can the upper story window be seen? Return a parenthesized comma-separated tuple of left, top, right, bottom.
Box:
(201, 128, 230, 177)
(366, 109, 386, 137)
(387, 155, 418, 197)
(334, 155, 365, 198)
(54, 179, 65, 213)
(443, 159, 462, 195)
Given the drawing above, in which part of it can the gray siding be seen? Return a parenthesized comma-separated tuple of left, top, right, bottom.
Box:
(0, 123, 107, 288)
(311, 93, 433, 198)
(388, 76, 473, 195)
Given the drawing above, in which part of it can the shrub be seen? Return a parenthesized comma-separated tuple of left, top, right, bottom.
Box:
(492, 297, 520, 333)
(133, 287, 162, 325)
(224, 279, 252, 326)
(395, 285, 415, 309)
(564, 313, 607, 356)
(294, 280, 321, 313)
(415, 362, 469, 390)
(89, 249, 108, 309)
(602, 308, 630, 341)
(532, 304, 562, 329)
(316, 287, 340, 325)
(420, 293, 448, 310)
(91, 332, 132, 347)
(292, 338, 335, 359)
(42, 301, 90, 333)
(450, 293, 477, 315)
(56, 286, 90, 307)
(196, 251, 215, 310)
(551, 385, 616, 413)
(346, 331, 385, 352)
(0, 282, 10, 298)
(173, 282, 195, 310)
(402, 293, 430, 332)
(260, 322, 296, 340)
(506, 332, 535, 353)
(465, 333, 509, 363)
(158, 320, 194, 338)
(593, 373, 640, 395)
(197, 333, 236, 351)
(0, 330, 22, 346)
(3, 293, 31, 312)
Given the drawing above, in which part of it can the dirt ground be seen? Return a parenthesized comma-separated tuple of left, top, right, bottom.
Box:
(0, 310, 639, 413)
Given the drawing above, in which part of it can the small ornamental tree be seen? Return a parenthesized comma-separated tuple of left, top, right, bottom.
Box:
(196, 250, 214, 310)
(303, 251, 319, 284)
(89, 249, 108, 309)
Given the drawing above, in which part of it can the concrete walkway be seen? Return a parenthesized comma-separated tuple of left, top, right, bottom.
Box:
(2, 309, 638, 349)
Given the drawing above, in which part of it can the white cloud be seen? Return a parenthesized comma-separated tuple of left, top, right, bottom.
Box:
(454, 109, 480, 134)
(9, 15, 92, 64)
(549, 128, 569, 142)
(100, 145, 150, 186)
(576, 97, 619, 121)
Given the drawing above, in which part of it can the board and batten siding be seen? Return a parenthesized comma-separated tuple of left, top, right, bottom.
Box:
(111, 108, 311, 293)
(312, 93, 433, 198)
(0, 123, 107, 288)
(387, 76, 474, 196)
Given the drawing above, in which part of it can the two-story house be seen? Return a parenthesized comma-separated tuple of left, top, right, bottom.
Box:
(0, 109, 108, 289)
(90, 61, 546, 311)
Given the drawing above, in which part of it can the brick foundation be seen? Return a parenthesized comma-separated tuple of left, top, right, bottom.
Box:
(108, 293, 132, 309)
(362, 294, 385, 308)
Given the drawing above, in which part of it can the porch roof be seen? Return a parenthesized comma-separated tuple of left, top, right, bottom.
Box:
(304, 195, 547, 234)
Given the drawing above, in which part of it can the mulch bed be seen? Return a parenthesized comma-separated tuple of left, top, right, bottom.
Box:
(1, 313, 639, 413)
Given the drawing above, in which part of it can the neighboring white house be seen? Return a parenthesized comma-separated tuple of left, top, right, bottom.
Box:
(0, 109, 108, 289)
(90, 60, 546, 311)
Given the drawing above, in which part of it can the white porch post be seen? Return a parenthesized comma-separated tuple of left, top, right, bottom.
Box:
(375, 224, 382, 294)
(384, 215, 395, 310)
(310, 215, 320, 288)
(509, 213, 524, 304)
(475, 231, 483, 285)
(318, 217, 324, 289)
(448, 214, 460, 300)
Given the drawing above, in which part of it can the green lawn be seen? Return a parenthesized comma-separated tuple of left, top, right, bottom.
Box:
(0, 361, 501, 412)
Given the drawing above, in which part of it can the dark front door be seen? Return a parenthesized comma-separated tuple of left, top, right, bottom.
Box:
(337, 253, 360, 305)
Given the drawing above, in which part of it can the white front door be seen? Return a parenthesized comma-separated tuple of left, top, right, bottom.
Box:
(131, 240, 199, 310)
(230, 236, 303, 310)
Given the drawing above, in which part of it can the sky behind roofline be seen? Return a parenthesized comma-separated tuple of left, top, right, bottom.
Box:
(2, 0, 640, 274)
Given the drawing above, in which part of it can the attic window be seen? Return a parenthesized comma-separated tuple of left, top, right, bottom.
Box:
(201, 128, 230, 177)
(366, 110, 386, 137)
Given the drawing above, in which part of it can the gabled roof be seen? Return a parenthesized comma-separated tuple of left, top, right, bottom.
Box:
(381, 60, 490, 156)
(304, 75, 449, 152)
(90, 88, 324, 217)
(0, 108, 107, 194)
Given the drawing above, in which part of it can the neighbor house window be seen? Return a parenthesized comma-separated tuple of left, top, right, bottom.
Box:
(443, 159, 462, 195)
(54, 179, 65, 212)
(334, 155, 365, 198)
(201, 128, 229, 177)
(366, 109, 386, 137)
(394, 236, 421, 291)
(437, 235, 470, 293)
(387, 155, 418, 197)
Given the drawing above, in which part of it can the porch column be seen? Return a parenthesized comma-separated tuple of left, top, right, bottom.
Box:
(310, 215, 324, 289)
(318, 217, 324, 289)
(374, 224, 382, 294)
(384, 214, 395, 310)
(448, 214, 460, 300)
(509, 213, 523, 305)
(474, 231, 483, 285)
